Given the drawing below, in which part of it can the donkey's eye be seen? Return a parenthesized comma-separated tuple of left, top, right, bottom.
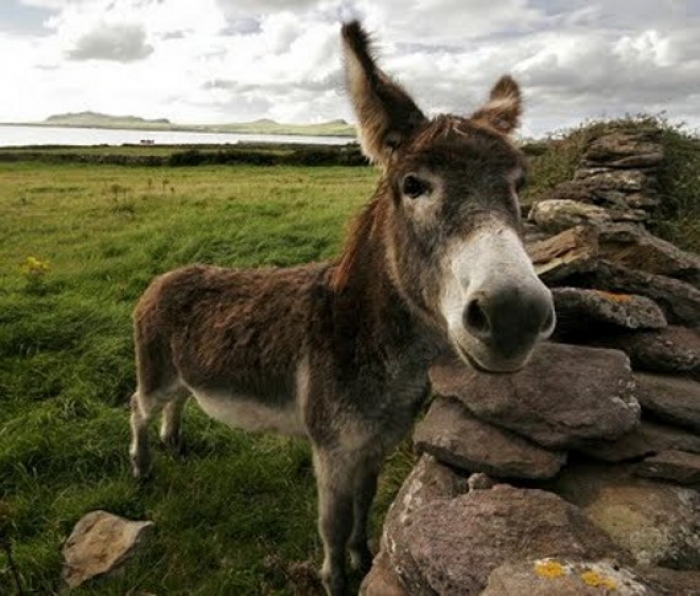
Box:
(402, 174, 430, 199)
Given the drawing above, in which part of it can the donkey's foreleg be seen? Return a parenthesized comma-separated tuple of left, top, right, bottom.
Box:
(314, 449, 356, 596)
(348, 460, 381, 574)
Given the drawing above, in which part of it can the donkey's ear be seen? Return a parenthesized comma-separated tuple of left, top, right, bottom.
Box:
(342, 21, 427, 164)
(471, 75, 522, 135)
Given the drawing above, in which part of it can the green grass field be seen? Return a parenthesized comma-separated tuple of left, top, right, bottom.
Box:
(0, 159, 418, 594)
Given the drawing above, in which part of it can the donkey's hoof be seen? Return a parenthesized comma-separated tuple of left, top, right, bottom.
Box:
(132, 466, 154, 487)
(321, 569, 347, 596)
(131, 464, 149, 480)
(160, 434, 185, 456)
(130, 452, 151, 481)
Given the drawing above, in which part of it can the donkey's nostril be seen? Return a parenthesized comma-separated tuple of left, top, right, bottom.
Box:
(464, 298, 491, 338)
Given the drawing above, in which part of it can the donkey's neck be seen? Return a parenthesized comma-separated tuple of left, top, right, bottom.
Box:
(330, 188, 443, 370)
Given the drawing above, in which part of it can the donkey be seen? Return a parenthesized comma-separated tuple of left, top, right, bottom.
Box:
(129, 21, 555, 595)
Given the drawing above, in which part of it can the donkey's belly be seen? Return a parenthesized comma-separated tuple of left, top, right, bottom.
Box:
(190, 389, 307, 437)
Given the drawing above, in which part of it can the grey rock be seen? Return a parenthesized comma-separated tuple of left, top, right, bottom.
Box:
(548, 463, 700, 569)
(586, 152, 664, 168)
(584, 131, 663, 167)
(552, 287, 666, 331)
(635, 372, 700, 432)
(579, 326, 700, 379)
(623, 192, 661, 209)
(564, 262, 700, 327)
(579, 420, 700, 463)
(574, 168, 648, 192)
(636, 450, 700, 485)
(359, 550, 406, 596)
(398, 486, 624, 595)
(527, 225, 599, 284)
(468, 472, 496, 491)
(545, 180, 617, 207)
(61, 510, 154, 589)
(380, 454, 469, 595)
(530, 199, 612, 232)
(430, 343, 640, 449)
(482, 558, 660, 596)
(598, 223, 700, 289)
(635, 565, 700, 595)
(546, 180, 636, 211)
(587, 187, 642, 209)
(414, 396, 566, 480)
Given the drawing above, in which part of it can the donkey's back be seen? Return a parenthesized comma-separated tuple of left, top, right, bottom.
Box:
(130, 262, 330, 445)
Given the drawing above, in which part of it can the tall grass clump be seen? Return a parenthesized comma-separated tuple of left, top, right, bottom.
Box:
(652, 122, 700, 252)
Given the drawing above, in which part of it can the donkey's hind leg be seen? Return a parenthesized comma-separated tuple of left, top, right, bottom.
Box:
(130, 382, 186, 478)
(129, 390, 159, 479)
(159, 389, 190, 450)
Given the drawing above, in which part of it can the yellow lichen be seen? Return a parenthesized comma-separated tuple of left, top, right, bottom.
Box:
(580, 569, 617, 589)
(592, 289, 632, 303)
(534, 559, 566, 579)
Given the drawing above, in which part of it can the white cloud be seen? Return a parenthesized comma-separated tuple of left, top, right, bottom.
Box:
(67, 23, 153, 61)
(1, 0, 699, 135)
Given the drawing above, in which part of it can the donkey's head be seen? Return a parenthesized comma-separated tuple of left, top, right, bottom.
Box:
(341, 21, 555, 373)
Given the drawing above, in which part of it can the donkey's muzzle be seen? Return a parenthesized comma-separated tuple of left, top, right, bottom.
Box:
(442, 222, 556, 373)
(463, 281, 555, 371)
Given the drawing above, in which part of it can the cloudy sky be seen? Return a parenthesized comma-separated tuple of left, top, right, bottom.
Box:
(1, 0, 699, 137)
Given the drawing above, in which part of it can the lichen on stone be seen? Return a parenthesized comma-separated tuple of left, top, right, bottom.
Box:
(592, 289, 632, 303)
(533, 558, 566, 579)
(580, 569, 617, 589)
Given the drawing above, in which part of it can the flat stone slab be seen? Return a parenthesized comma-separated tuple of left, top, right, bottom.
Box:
(569, 261, 700, 327)
(635, 372, 700, 432)
(430, 342, 640, 449)
(579, 420, 700, 463)
(483, 558, 659, 596)
(527, 225, 599, 284)
(530, 199, 631, 234)
(549, 463, 700, 570)
(582, 326, 700, 379)
(62, 510, 154, 589)
(636, 450, 700, 484)
(397, 486, 624, 595)
(574, 168, 649, 192)
(598, 223, 700, 289)
(552, 287, 666, 331)
(584, 130, 663, 167)
(414, 396, 566, 480)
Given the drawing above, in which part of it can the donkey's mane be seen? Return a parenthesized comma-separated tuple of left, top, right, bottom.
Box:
(331, 185, 387, 293)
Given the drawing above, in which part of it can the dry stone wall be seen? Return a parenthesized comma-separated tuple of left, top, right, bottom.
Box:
(362, 126, 700, 595)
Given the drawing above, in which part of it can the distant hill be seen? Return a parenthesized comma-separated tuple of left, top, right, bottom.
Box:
(34, 112, 356, 137)
(45, 111, 172, 127)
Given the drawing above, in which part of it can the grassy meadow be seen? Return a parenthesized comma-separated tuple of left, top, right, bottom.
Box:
(0, 156, 419, 594)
